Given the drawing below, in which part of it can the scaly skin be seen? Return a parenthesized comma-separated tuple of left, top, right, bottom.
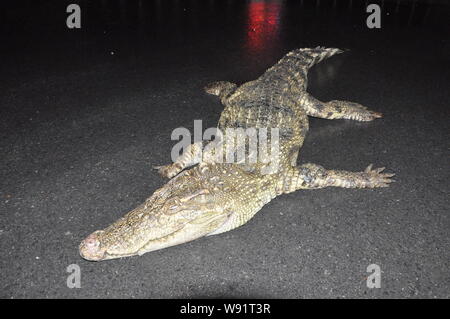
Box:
(80, 47, 394, 261)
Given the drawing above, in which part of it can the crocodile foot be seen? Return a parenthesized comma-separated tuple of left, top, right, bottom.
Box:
(361, 164, 395, 188)
(153, 164, 180, 179)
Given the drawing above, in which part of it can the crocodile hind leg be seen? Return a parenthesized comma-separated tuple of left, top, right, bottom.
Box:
(302, 94, 382, 122)
(204, 81, 237, 103)
(283, 163, 394, 193)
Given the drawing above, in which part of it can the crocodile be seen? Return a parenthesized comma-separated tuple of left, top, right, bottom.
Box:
(79, 47, 394, 261)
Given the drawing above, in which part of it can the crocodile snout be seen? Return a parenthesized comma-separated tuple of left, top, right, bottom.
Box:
(79, 231, 106, 261)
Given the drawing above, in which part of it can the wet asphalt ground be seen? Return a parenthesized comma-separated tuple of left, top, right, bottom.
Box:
(0, 0, 449, 298)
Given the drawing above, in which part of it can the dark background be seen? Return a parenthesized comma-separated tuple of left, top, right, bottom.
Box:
(0, 0, 448, 298)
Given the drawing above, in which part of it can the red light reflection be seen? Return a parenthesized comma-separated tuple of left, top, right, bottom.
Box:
(246, 1, 281, 54)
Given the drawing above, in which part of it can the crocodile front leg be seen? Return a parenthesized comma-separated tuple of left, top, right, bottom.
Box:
(283, 163, 394, 193)
(154, 141, 204, 178)
(155, 139, 224, 179)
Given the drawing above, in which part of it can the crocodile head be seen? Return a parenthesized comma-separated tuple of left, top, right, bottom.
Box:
(79, 169, 231, 261)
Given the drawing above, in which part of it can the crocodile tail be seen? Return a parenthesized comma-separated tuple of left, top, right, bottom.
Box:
(287, 47, 345, 68)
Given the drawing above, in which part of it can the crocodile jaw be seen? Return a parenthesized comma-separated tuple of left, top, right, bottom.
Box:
(78, 168, 233, 261)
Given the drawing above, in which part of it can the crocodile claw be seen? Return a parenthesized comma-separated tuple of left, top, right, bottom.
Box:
(363, 164, 395, 188)
(154, 164, 178, 179)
